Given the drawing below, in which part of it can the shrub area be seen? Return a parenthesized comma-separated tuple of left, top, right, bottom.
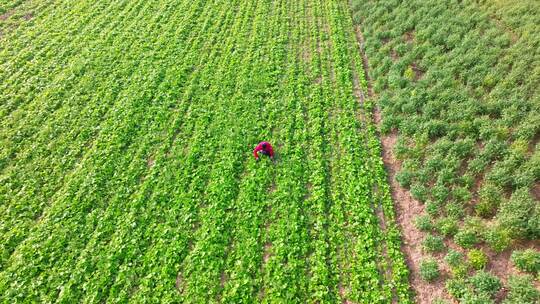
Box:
(351, 0, 540, 302)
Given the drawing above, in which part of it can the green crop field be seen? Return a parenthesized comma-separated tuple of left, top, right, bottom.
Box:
(0, 0, 411, 303)
(2, 0, 539, 303)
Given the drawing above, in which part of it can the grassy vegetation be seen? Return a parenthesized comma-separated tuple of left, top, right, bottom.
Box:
(0, 0, 412, 302)
(351, 0, 539, 302)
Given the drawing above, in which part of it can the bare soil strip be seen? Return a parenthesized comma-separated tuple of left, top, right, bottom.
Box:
(352, 23, 453, 304)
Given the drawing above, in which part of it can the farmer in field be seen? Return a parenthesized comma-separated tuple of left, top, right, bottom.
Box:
(253, 141, 275, 162)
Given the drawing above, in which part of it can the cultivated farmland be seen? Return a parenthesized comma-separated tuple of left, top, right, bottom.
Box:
(1, 0, 411, 303)
(2, 0, 539, 303)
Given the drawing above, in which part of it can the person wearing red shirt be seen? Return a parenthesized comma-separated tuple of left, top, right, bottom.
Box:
(253, 141, 274, 161)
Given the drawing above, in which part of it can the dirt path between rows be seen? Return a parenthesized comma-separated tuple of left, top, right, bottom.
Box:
(351, 24, 454, 304)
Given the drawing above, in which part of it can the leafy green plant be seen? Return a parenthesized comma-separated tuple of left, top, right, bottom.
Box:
(445, 249, 464, 268)
(445, 249, 468, 278)
(468, 249, 488, 270)
(510, 139, 528, 158)
(460, 291, 495, 304)
(410, 182, 429, 202)
(484, 226, 511, 253)
(511, 249, 540, 274)
(414, 215, 433, 231)
(468, 270, 501, 297)
(422, 234, 445, 253)
(452, 186, 472, 203)
(436, 217, 458, 236)
(425, 200, 442, 217)
(446, 278, 468, 299)
(497, 188, 539, 239)
(454, 229, 479, 249)
(404, 66, 414, 81)
(475, 183, 503, 218)
(502, 275, 539, 304)
(420, 258, 440, 282)
(445, 201, 465, 219)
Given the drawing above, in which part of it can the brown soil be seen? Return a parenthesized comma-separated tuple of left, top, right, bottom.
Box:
(268, 181, 276, 193)
(146, 156, 155, 168)
(304, 182, 312, 201)
(381, 131, 455, 304)
(220, 271, 227, 288)
(484, 239, 540, 302)
(352, 23, 453, 304)
(531, 182, 540, 201)
(262, 242, 272, 263)
(338, 283, 354, 304)
(0, 9, 15, 21)
(486, 240, 540, 279)
(411, 62, 424, 81)
(467, 173, 485, 212)
(175, 272, 184, 293)
(404, 31, 415, 43)
(390, 49, 399, 62)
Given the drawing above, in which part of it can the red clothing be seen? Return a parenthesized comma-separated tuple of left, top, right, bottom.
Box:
(253, 141, 274, 159)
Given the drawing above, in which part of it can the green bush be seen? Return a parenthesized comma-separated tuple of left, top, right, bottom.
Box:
(497, 188, 539, 239)
(454, 229, 479, 249)
(484, 227, 511, 253)
(476, 200, 498, 219)
(404, 65, 415, 81)
(432, 183, 450, 203)
(395, 169, 414, 188)
(445, 249, 468, 278)
(464, 216, 486, 235)
(468, 249, 488, 270)
(460, 173, 475, 190)
(513, 167, 535, 189)
(436, 217, 459, 236)
(510, 139, 529, 158)
(445, 249, 464, 268)
(487, 158, 518, 188)
(425, 200, 442, 217)
(468, 270, 501, 297)
(452, 186, 472, 203)
(446, 278, 468, 299)
(394, 137, 411, 160)
(502, 275, 540, 304)
(511, 249, 540, 274)
(414, 215, 433, 231)
(420, 258, 440, 282)
(460, 291, 495, 304)
(475, 183, 503, 218)
(445, 201, 465, 219)
(422, 234, 445, 253)
(410, 182, 429, 202)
